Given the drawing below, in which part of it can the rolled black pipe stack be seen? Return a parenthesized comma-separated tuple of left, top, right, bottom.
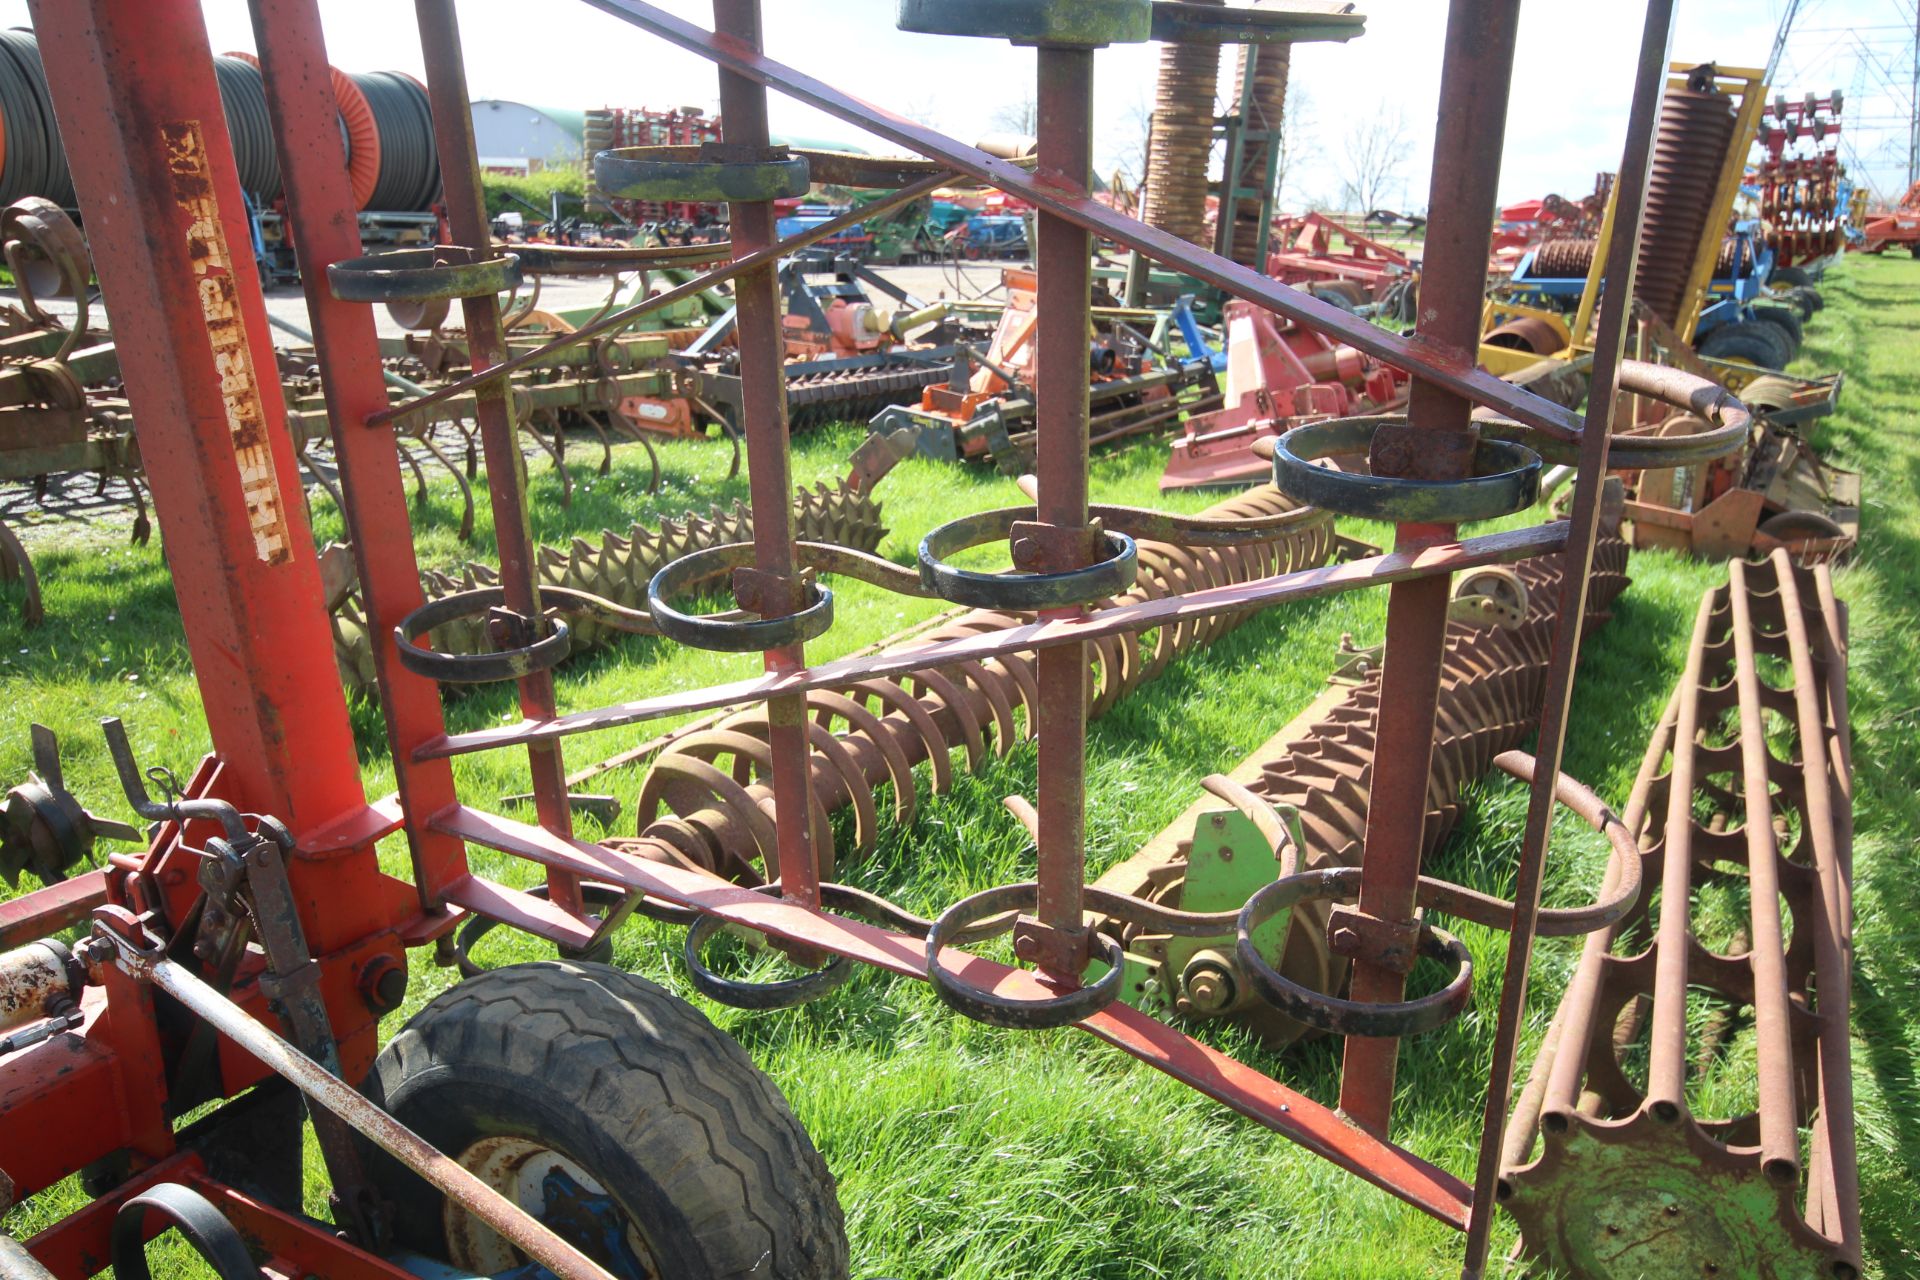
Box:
(353, 70, 441, 212)
(0, 30, 438, 215)
(0, 29, 71, 207)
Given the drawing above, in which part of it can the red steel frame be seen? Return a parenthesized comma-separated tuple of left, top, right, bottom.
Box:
(0, 0, 1683, 1276)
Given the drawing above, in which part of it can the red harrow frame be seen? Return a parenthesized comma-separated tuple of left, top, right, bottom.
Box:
(0, 1, 1810, 1278)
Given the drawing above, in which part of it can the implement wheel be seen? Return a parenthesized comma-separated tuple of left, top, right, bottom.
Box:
(1698, 319, 1791, 370)
(361, 961, 848, 1279)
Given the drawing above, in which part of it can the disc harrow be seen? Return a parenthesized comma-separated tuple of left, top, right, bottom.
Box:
(327, 476, 887, 692)
(619, 486, 1334, 883)
(1501, 551, 1858, 1280)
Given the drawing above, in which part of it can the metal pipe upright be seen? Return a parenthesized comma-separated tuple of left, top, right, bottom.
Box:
(1030, 44, 1098, 978)
(1727, 560, 1803, 1188)
(1459, 2, 1677, 1269)
(712, 0, 818, 908)
(247, 0, 469, 900)
(1337, 0, 1523, 1132)
(413, 0, 582, 917)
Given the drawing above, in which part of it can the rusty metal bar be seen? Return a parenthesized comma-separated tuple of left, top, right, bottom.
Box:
(1644, 590, 1715, 1119)
(133, 955, 618, 1280)
(1726, 558, 1801, 1188)
(1456, 0, 1678, 1269)
(710, 0, 818, 910)
(1029, 44, 1098, 978)
(417, 523, 1570, 760)
(414, 0, 582, 916)
(1502, 556, 1858, 1279)
(1338, 0, 1523, 1134)
(430, 802, 1474, 1227)
(1802, 559, 1859, 1252)
(576, 0, 1582, 442)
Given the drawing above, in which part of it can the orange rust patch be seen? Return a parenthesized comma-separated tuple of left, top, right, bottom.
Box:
(162, 120, 291, 566)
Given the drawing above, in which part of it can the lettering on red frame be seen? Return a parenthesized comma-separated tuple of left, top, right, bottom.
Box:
(162, 119, 291, 565)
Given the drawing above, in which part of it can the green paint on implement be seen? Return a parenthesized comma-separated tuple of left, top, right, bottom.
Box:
(896, 0, 1152, 46)
(593, 145, 810, 204)
(1119, 806, 1294, 1017)
(1505, 1111, 1857, 1280)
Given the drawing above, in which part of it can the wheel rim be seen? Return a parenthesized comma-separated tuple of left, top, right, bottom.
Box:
(446, 1135, 662, 1279)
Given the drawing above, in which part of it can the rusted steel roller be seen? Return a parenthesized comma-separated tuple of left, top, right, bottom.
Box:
(1500, 552, 1858, 1280)
(627, 486, 1335, 882)
(1639, 71, 1739, 327)
(1142, 0, 1224, 246)
(1482, 315, 1567, 357)
(1093, 517, 1632, 1045)
(1530, 237, 1598, 280)
(328, 477, 887, 692)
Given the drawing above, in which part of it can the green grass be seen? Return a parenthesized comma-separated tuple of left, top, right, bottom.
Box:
(4, 253, 1918, 1277)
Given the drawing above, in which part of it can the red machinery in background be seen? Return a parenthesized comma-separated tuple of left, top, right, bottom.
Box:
(1161, 299, 1409, 490)
(1858, 179, 1920, 257)
(1262, 211, 1413, 307)
(1753, 90, 1850, 267)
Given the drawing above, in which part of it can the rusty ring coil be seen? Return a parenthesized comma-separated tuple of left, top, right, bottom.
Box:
(926, 882, 1128, 1029)
(392, 587, 571, 683)
(326, 246, 521, 304)
(453, 882, 624, 976)
(684, 910, 855, 1009)
(1480, 360, 1752, 470)
(680, 879, 911, 1009)
(593, 144, 810, 204)
(1272, 415, 1543, 523)
(1236, 866, 1474, 1038)
(918, 506, 1138, 609)
(648, 543, 834, 653)
(1412, 750, 1644, 938)
(895, 0, 1152, 46)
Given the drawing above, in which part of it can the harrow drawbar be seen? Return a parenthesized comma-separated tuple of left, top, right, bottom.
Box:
(1501, 551, 1858, 1279)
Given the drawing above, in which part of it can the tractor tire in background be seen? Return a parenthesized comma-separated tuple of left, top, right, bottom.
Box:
(361, 962, 849, 1280)
(1772, 287, 1820, 319)
(1307, 282, 1357, 312)
(1751, 303, 1805, 357)
(1769, 265, 1812, 287)
(1699, 318, 1793, 369)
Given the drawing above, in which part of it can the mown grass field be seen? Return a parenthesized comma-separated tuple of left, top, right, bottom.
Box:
(3, 251, 1917, 1278)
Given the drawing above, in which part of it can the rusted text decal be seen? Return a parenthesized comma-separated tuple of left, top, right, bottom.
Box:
(162, 119, 291, 565)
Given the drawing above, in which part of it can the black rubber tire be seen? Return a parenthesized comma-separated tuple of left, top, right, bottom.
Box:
(1798, 285, 1825, 312)
(1308, 283, 1356, 312)
(1699, 320, 1792, 370)
(1775, 288, 1816, 320)
(1752, 305, 1804, 354)
(361, 961, 848, 1279)
(1770, 265, 1811, 287)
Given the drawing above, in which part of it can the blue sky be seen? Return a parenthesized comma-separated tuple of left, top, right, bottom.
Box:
(8, 0, 1912, 208)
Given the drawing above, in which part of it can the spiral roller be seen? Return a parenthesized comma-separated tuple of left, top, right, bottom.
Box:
(628, 486, 1334, 883)
(1094, 525, 1631, 1045)
(328, 478, 886, 692)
